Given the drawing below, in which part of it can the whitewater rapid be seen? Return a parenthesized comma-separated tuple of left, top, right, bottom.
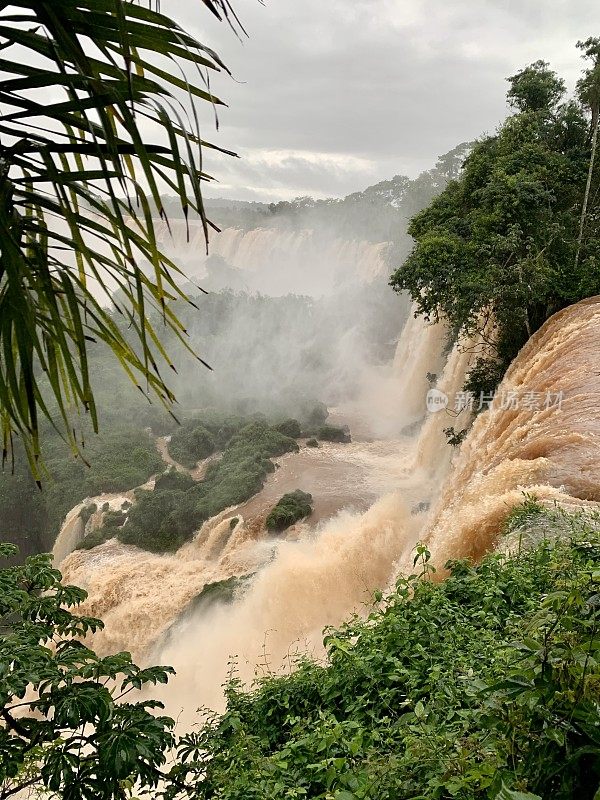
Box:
(57, 305, 479, 718)
(56, 296, 600, 721)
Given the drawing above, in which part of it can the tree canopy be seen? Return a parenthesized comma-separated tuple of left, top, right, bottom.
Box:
(390, 50, 600, 395)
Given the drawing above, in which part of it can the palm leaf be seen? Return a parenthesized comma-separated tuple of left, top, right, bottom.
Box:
(0, 0, 241, 476)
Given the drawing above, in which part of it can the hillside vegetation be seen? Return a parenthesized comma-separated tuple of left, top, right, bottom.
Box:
(173, 503, 600, 800)
(81, 419, 300, 553)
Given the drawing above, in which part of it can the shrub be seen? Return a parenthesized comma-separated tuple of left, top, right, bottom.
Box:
(318, 424, 351, 443)
(78, 503, 97, 526)
(77, 528, 113, 550)
(102, 509, 127, 529)
(266, 490, 313, 531)
(168, 423, 215, 469)
(154, 469, 195, 493)
(275, 418, 302, 438)
(306, 438, 319, 448)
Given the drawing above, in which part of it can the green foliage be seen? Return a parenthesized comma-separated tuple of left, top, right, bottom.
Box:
(443, 426, 468, 447)
(78, 503, 98, 527)
(155, 469, 196, 494)
(0, 545, 175, 798)
(318, 425, 351, 443)
(0, 426, 163, 555)
(507, 60, 566, 111)
(306, 438, 320, 448)
(168, 425, 216, 469)
(90, 420, 300, 554)
(171, 506, 600, 800)
(266, 490, 314, 532)
(391, 53, 600, 391)
(42, 426, 164, 547)
(0, 0, 240, 475)
(0, 452, 47, 559)
(275, 419, 303, 439)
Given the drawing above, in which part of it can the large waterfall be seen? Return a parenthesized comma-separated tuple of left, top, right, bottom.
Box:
(55, 295, 600, 722)
(56, 305, 473, 716)
(155, 221, 391, 296)
(421, 296, 600, 568)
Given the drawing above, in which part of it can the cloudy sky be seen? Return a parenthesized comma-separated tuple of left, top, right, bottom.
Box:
(173, 0, 598, 202)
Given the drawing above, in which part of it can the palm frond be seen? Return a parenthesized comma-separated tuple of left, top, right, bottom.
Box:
(0, 0, 240, 476)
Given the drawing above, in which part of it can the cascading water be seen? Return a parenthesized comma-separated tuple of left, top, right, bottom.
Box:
(155, 221, 390, 296)
(420, 296, 600, 568)
(51, 284, 600, 714)
(57, 296, 600, 721)
(57, 305, 462, 715)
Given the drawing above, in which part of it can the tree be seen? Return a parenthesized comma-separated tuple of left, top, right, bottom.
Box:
(0, 1, 242, 476)
(575, 38, 600, 268)
(0, 544, 175, 798)
(390, 53, 597, 396)
(507, 59, 566, 112)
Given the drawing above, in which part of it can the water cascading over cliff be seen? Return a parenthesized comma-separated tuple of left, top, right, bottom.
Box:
(58, 306, 469, 714)
(57, 297, 600, 719)
(155, 220, 390, 296)
(421, 296, 600, 568)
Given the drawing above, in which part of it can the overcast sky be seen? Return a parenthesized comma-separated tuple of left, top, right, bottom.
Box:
(172, 0, 598, 202)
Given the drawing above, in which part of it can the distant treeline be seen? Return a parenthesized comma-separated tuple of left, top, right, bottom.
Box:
(150, 143, 471, 244)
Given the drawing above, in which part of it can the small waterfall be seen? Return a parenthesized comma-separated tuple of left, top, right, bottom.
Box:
(52, 503, 87, 565)
(53, 490, 144, 564)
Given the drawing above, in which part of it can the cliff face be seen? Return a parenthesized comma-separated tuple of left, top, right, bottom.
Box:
(423, 296, 600, 566)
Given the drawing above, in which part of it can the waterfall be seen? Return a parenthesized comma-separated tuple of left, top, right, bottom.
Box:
(52, 294, 600, 724)
(52, 503, 86, 566)
(58, 304, 462, 712)
(155, 222, 391, 296)
(420, 296, 600, 569)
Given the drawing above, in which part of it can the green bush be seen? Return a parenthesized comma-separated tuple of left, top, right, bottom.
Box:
(102, 509, 127, 529)
(168, 423, 215, 468)
(77, 528, 113, 551)
(154, 469, 196, 493)
(174, 505, 600, 799)
(275, 418, 302, 438)
(78, 502, 97, 526)
(318, 425, 351, 443)
(91, 420, 301, 554)
(266, 490, 313, 532)
(306, 438, 319, 448)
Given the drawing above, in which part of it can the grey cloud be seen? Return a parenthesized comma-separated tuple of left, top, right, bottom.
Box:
(168, 0, 599, 200)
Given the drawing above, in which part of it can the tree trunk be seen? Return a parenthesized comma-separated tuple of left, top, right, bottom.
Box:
(575, 104, 600, 270)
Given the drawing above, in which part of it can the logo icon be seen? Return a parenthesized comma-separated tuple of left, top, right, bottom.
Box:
(426, 388, 449, 413)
